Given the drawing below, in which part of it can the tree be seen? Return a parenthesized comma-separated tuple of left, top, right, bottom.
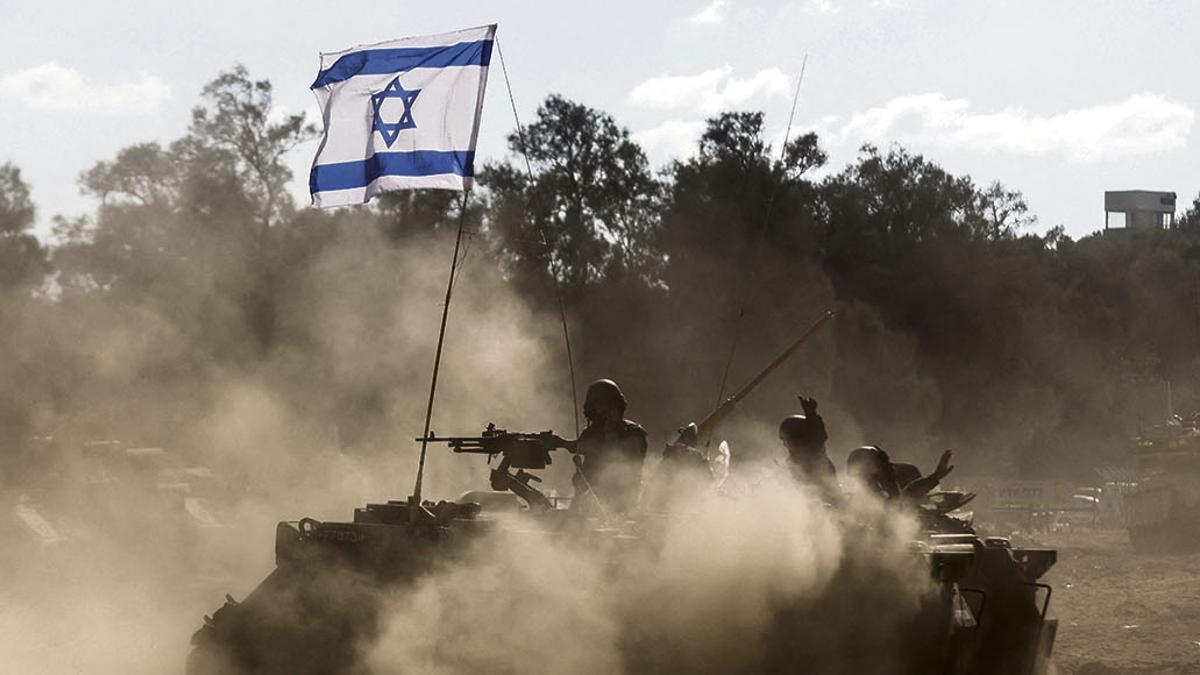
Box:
(0, 163, 36, 236)
(0, 163, 47, 288)
(59, 65, 321, 356)
(482, 94, 664, 293)
(1180, 191, 1200, 229)
(660, 113, 829, 322)
(697, 111, 769, 172)
(663, 113, 827, 276)
(79, 142, 181, 208)
(373, 190, 460, 240)
(972, 181, 1036, 240)
(187, 65, 319, 234)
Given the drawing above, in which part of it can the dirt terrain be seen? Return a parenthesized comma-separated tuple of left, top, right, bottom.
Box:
(1038, 529, 1200, 675)
(6, 496, 1200, 674)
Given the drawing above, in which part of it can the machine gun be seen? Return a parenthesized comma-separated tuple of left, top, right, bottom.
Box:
(417, 423, 574, 512)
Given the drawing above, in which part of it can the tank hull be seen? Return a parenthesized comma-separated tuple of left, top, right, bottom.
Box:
(189, 499, 1056, 675)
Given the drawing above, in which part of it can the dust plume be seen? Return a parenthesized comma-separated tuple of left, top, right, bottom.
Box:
(365, 475, 933, 675)
(0, 225, 574, 674)
(0, 218, 952, 673)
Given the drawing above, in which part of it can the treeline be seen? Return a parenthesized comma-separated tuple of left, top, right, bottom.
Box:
(5, 65, 1200, 481)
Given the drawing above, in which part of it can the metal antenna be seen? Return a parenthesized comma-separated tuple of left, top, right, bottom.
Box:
(497, 35, 581, 437)
(711, 54, 810, 418)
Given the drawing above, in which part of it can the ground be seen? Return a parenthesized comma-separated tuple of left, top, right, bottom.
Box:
(6, 501, 1200, 673)
(1038, 528, 1200, 675)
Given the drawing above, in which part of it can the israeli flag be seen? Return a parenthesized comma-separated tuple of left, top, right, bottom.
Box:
(309, 25, 495, 207)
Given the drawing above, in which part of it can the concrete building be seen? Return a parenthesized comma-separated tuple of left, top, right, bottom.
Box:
(1105, 190, 1177, 230)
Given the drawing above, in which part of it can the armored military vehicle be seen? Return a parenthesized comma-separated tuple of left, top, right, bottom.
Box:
(1124, 415, 1200, 552)
(187, 423, 1057, 675)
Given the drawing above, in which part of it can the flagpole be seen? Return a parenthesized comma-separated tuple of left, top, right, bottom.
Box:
(411, 189, 471, 506)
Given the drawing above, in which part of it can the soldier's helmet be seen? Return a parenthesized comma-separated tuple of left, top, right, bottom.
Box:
(675, 422, 700, 447)
(846, 445, 891, 481)
(779, 415, 819, 445)
(583, 379, 627, 421)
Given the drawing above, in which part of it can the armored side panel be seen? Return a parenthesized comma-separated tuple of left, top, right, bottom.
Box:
(188, 500, 490, 675)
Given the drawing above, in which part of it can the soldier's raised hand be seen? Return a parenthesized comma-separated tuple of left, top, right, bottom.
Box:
(933, 450, 954, 481)
(797, 395, 819, 417)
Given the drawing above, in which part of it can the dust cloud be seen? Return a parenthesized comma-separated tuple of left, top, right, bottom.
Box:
(366, 477, 933, 675)
(1, 226, 574, 674)
(4, 215, 940, 675)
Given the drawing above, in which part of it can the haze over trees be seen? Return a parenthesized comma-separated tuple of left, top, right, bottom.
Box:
(5, 65, 1200, 481)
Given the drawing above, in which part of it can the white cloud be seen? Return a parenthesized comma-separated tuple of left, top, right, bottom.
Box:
(689, 0, 727, 24)
(0, 62, 170, 116)
(266, 104, 322, 132)
(633, 119, 705, 163)
(781, 0, 911, 16)
(805, 0, 838, 14)
(266, 104, 294, 126)
(829, 92, 1194, 161)
(628, 66, 790, 115)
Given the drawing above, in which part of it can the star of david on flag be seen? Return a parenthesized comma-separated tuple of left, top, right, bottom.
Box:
(309, 25, 495, 206)
(371, 77, 420, 146)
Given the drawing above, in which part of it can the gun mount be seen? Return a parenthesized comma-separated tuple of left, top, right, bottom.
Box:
(417, 423, 574, 512)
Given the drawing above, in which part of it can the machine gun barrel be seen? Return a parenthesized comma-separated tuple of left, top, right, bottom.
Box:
(413, 435, 495, 453)
(695, 310, 835, 442)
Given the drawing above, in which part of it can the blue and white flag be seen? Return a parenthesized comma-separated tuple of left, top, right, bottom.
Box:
(309, 25, 495, 207)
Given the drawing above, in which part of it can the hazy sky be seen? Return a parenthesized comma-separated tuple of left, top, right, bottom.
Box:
(2, 0, 1197, 238)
